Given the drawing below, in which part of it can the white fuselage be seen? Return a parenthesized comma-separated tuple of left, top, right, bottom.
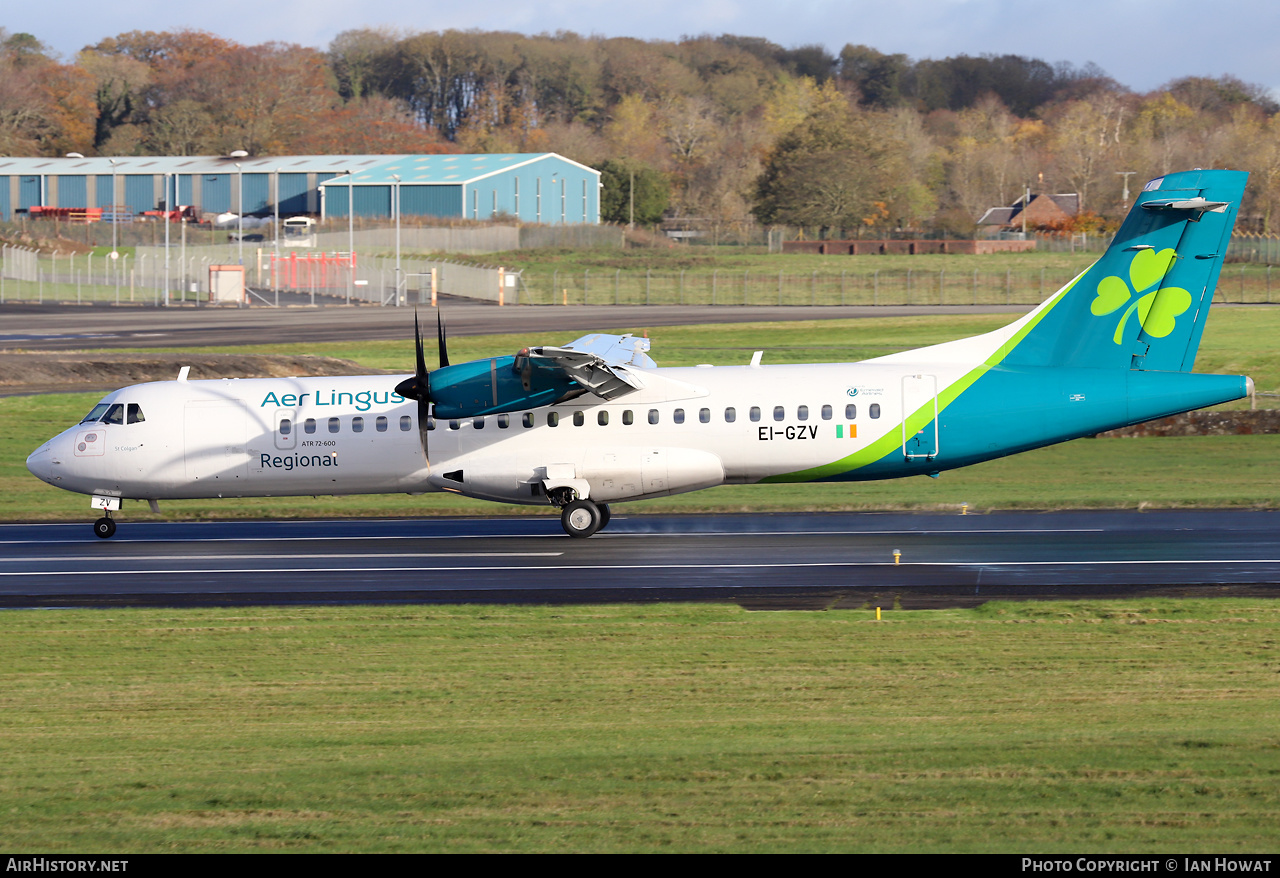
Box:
(27, 360, 953, 507)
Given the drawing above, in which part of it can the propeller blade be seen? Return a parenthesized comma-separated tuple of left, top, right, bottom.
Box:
(417, 398, 431, 461)
(394, 310, 430, 401)
(393, 310, 433, 461)
(437, 310, 450, 369)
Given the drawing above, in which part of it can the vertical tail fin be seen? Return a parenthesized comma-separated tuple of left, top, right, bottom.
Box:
(1006, 169, 1247, 373)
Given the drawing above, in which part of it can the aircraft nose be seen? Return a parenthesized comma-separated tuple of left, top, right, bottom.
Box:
(26, 443, 52, 482)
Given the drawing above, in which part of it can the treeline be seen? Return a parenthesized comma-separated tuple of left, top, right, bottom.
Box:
(4, 27, 1280, 232)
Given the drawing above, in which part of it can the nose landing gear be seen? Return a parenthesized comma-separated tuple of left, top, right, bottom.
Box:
(93, 515, 117, 539)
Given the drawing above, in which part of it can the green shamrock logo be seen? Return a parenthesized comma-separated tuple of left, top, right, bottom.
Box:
(1091, 248, 1192, 344)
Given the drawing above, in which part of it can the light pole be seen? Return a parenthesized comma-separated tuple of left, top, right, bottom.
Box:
(235, 162, 243, 266)
(273, 167, 281, 266)
(392, 173, 401, 307)
(108, 159, 119, 299)
(163, 172, 171, 306)
(346, 169, 354, 306)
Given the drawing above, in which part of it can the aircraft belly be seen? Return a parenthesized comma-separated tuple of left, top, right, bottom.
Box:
(432, 444, 726, 504)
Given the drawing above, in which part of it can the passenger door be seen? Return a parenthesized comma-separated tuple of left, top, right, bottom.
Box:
(901, 374, 939, 460)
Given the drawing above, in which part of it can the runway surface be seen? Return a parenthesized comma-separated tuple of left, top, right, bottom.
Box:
(4, 510, 1279, 609)
(0, 301, 1034, 351)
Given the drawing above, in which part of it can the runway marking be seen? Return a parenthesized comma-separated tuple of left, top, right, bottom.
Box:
(4, 559, 1279, 578)
(0, 528, 1108, 547)
(1, 552, 562, 564)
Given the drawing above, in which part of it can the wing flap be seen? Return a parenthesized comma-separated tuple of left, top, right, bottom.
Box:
(527, 345, 645, 400)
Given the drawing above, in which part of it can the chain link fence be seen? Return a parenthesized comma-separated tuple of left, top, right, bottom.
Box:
(5, 241, 1280, 308)
(518, 264, 1280, 307)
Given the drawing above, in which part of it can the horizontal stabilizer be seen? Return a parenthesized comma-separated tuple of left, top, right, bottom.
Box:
(1140, 196, 1230, 222)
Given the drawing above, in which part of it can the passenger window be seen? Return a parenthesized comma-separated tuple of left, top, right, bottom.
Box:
(598, 411, 609, 426)
(328, 417, 340, 433)
(103, 404, 125, 425)
(699, 408, 710, 424)
(573, 411, 585, 427)
(547, 412, 559, 427)
(376, 416, 388, 432)
(449, 419, 460, 431)
(846, 404, 856, 419)
(427, 416, 436, 431)
(279, 418, 291, 436)
(623, 410, 634, 425)
(749, 406, 761, 422)
(648, 409, 659, 425)
(673, 408, 685, 424)
(304, 418, 317, 434)
(352, 416, 364, 433)
(822, 405, 832, 420)
(870, 404, 881, 419)
(474, 417, 485, 429)
(498, 414, 510, 429)
(127, 403, 146, 424)
(522, 413, 534, 428)
(773, 406, 785, 421)
(400, 415, 412, 431)
(724, 407, 736, 423)
(797, 405, 808, 421)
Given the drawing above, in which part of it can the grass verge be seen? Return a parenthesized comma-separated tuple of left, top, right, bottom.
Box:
(1, 600, 1278, 852)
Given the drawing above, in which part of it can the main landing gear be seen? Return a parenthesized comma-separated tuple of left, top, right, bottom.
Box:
(93, 514, 117, 539)
(558, 498, 611, 539)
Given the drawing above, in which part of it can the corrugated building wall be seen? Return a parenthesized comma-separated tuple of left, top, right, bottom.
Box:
(0, 154, 597, 224)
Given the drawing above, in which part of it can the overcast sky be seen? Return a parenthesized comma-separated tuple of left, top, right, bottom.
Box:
(14, 0, 1280, 97)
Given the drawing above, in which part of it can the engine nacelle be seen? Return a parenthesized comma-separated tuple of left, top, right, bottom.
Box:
(425, 355, 583, 419)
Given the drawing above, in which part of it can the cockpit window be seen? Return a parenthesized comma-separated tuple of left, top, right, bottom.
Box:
(127, 403, 145, 424)
(102, 404, 125, 425)
(80, 404, 110, 424)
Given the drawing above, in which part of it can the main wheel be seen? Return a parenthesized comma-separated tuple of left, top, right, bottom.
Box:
(93, 517, 117, 539)
(561, 500, 602, 538)
(597, 503, 612, 530)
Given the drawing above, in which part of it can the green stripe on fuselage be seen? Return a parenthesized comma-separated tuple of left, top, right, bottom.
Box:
(761, 274, 1082, 484)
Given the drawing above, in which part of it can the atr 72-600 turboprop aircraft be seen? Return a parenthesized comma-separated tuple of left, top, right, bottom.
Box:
(27, 169, 1254, 539)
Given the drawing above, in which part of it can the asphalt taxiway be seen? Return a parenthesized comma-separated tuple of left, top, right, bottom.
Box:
(0, 301, 1034, 351)
(3, 510, 1279, 609)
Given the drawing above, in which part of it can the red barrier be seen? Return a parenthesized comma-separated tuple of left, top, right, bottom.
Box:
(269, 252, 356, 290)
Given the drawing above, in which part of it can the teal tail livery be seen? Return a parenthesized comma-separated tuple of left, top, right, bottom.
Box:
(772, 168, 1252, 483)
(26, 169, 1255, 538)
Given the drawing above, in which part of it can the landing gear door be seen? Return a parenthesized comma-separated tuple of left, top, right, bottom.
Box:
(901, 374, 939, 460)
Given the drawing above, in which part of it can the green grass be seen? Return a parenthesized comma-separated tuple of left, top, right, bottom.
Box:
(481, 244, 1101, 275)
(6, 307, 1278, 522)
(1, 600, 1278, 852)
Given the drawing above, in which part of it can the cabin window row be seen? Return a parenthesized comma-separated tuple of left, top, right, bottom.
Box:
(423, 403, 881, 432)
(279, 415, 413, 436)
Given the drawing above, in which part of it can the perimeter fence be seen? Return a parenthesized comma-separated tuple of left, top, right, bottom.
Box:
(0, 244, 516, 307)
(514, 264, 1280, 307)
(5, 244, 1280, 307)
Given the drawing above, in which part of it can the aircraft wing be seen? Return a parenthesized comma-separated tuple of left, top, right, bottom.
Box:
(558, 333, 657, 368)
(526, 333, 655, 401)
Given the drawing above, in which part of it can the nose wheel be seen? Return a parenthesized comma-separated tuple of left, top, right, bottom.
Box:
(561, 500, 610, 538)
(93, 515, 117, 539)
